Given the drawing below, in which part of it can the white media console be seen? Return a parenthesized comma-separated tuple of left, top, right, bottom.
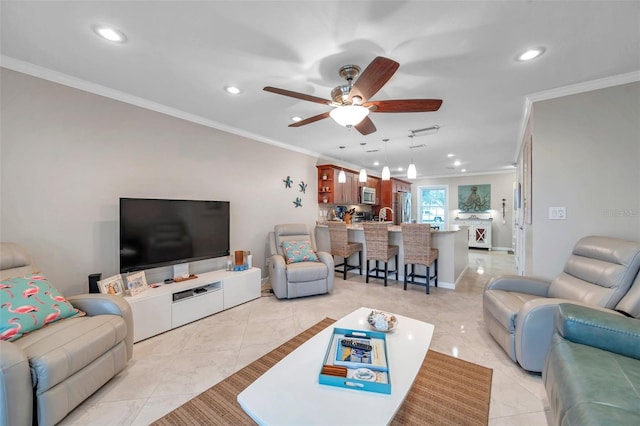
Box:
(124, 267, 261, 342)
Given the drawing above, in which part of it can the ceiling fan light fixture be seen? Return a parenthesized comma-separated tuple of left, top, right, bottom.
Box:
(330, 105, 369, 127)
(359, 168, 368, 183)
(382, 166, 391, 181)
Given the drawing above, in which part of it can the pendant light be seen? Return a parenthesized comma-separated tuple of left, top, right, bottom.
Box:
(382, 166, 391, 181)
(381, 138, 391, 181)
(359, 142, 368, 183)
(407, 134, 417, 179)
(338, 146, 346, 183)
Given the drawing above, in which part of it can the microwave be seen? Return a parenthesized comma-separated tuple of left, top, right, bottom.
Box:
(360, 186, 376, 205)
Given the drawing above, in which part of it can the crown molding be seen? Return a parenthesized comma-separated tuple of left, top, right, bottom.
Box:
(0, 55, 322, 159)
(412, 168, 516, 181)
(527, 71, 640, 103)
(514, 71, 640, 163)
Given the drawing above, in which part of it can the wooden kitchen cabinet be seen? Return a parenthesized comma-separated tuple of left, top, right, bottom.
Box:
(339, 171, 359, 204)
(379, 177, 412, 208)
(366, 176, 379, 190)
(317, 165, 359, 205)
(318, 166, 335, 204)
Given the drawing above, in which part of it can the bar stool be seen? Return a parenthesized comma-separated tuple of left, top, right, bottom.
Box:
(401, 223, 438, 294)
(327, 222, 363, 280)
(362, 222, 399, 286)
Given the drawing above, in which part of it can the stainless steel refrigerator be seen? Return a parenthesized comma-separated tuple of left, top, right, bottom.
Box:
(395, 191, 412, 224)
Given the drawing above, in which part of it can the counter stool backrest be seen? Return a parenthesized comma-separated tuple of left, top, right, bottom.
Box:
(327, 222, 350, 255)
(363, 222, 393, 262)
(401, 223, 435, 265)
(327, 221, 363, 280)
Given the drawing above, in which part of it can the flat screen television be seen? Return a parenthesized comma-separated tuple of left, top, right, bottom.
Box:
(119, 198, 230, 273)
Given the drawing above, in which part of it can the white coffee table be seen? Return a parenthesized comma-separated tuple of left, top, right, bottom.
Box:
(237, 307, 435, 425)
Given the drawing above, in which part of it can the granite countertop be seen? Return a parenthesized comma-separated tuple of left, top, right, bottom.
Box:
(316, 222, 463, 233)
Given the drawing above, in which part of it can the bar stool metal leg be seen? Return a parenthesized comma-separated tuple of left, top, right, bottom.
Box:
(404, 264, 408, 290)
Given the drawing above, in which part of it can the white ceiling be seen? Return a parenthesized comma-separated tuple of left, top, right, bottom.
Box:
(2, 1, 639, 179)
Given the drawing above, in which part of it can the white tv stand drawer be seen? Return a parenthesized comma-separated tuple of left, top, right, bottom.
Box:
(172, 283, 223, 328)
(125, 268, 260, 342)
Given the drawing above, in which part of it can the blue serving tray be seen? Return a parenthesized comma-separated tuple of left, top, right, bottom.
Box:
(319, 327, 391, 394)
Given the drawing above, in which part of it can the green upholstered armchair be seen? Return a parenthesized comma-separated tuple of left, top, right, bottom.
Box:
(543, 303, 640, 425)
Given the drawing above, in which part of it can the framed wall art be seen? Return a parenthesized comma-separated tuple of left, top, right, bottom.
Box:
(458, 184, 491, 212)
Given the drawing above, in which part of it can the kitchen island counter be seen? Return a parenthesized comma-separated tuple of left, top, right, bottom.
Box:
(316, 223, 468, 289)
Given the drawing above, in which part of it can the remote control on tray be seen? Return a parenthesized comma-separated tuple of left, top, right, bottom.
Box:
(340, 339, 372, 351)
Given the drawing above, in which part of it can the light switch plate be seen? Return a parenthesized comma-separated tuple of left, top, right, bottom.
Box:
(549, 207, 566, 220)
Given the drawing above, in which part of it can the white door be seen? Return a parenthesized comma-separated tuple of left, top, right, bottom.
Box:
(514, 181, 526, 275)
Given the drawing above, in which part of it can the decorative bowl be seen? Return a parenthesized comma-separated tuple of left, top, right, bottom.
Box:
(367, 310, 398, 332)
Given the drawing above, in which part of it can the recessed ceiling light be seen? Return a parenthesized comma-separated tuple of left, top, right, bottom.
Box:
(224, 86, 241, 95)
(373, 161, 380, 166)
(447, 153, 454, 158)
(461, 169, 467, 173)
(517, 47, 545, 61)
(93, 25, 127, 43)
(397, 167, 403, 172)
(291, 116, 303, 122)
(454, 160, 461, 166)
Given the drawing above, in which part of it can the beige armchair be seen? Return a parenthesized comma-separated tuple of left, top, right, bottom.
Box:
(268, 224, 334, 299)
(483, 235, 640, 372)
(0, 242, 133, 426)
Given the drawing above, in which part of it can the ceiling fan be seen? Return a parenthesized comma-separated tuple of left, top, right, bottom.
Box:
(264, 56, 442, 136)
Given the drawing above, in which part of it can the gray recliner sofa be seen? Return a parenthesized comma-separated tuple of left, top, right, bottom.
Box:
(268, 224, 334, 299)
(483, 235, 640, 372)
(0, 242, 133, 426)
(543, 303, 640, 425)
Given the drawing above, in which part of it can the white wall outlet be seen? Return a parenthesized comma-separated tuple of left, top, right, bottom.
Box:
(549, 207, 567, 220)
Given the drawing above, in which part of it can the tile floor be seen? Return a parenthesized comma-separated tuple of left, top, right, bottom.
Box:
(60, 250, 550, 425)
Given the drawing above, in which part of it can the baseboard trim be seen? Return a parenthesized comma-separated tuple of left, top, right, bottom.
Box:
(489, 247, 514, 252)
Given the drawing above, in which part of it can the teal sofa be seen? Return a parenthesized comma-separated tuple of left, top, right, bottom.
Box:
(543, 303, 640, 425)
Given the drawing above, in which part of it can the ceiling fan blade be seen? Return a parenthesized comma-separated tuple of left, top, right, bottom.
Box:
(366, 99, 443, 112)
(349, 57, 399, 103)
(288, 111, 331, 127)
(263, 86, 332, 105)
(354, 116, 377, 135)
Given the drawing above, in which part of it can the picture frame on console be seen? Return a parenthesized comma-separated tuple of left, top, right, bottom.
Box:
(126, 270, 148, 296)
(98, 274, 125, 296)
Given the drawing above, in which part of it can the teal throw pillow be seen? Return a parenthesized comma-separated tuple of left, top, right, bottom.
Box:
(0, 274, 84, 342)
(282, 240, 319, 264)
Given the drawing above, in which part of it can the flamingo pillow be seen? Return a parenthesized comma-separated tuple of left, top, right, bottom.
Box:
(281, 240, 319, 264)
(0, 274, 84, 342)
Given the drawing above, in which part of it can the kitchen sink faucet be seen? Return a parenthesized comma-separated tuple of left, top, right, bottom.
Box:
(379, 207, 394, 222)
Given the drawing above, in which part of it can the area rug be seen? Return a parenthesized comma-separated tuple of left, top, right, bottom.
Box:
(152, 317, 492, 426)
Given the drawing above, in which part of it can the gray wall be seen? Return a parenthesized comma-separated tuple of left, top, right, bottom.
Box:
(411, 172, 516, 250)
(528, 81, 640, 279)
(1, 68, 319, 296)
